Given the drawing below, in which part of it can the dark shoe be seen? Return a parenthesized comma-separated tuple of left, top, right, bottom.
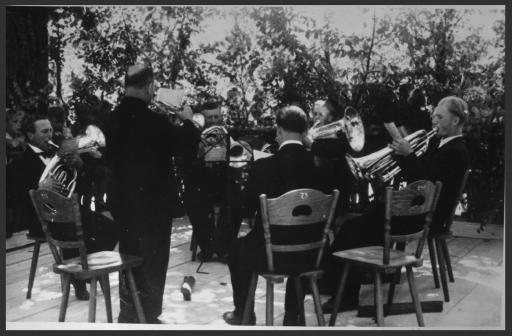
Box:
(181, 276, 196, 301)
(72, 280, 90, 301)
(321, 297, 358, 314)
(283, 311, 305, 326)
(147, 318, 164, 324)
(118, 314, 138, 323)
(222, 310, 255, 326)
(197, 249, 214, 262)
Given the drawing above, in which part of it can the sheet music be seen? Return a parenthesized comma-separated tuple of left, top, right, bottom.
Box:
(156, 88, 185, 108)
(253, 149, 273, 160)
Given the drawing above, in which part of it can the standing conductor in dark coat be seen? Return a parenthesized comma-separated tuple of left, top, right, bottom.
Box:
(105, 64, 200, 323)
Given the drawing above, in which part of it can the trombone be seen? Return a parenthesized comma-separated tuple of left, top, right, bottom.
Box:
(345, 128, 438, 184)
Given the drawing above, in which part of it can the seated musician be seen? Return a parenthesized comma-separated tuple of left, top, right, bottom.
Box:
(223, 105, 326, 326)
(183, 99, 243, 262)
(305, 99, 356, 211)
(8, 114, 118, 300)
(320, 96, 470, 314)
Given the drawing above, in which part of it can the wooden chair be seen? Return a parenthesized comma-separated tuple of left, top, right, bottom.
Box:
(328, 180, 442, 327)
(26, 234, 46, 299)
(427, 169, 470, 302)
(29, 188, 146, 323)
(242, 188, 340, 326)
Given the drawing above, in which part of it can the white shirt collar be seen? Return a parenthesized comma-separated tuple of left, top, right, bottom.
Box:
(279, 140, 303, 150)
(29, 144, 51, 166)
(439, 134, 462, 148)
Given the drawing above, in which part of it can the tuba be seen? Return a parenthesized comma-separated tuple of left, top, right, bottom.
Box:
(39, 125, 106, 198)
(308, 106, 365, 152)
(346, 128, 438, 184)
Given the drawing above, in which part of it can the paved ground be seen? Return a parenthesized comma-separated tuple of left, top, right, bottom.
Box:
(5, 216, 504, 330)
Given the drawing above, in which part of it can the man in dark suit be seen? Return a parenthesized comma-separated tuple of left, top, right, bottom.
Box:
(223, 105, 323, 326)
(105, 63, 199, 324)
(7, 114, 93, 300)
(321, 96, 470, 313)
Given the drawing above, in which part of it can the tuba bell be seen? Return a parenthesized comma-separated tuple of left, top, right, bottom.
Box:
(39, 125, 106, 198)
(345, 128, 438, 184)
(308, 106, 365, 152)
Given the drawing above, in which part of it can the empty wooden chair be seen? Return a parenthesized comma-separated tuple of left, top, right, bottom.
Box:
(427, 169, 470, 302)
(242, 188, 340, 326)
(29, 188, 146, 323)
(328, 180, 442, 327)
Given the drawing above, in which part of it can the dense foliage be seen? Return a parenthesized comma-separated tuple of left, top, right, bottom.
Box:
(7, 6, 505, 225)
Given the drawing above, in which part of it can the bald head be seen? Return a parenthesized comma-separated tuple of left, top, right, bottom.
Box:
(124, 63, 155, 104)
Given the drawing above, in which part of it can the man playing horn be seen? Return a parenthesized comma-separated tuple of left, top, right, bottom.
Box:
(320, 96, 470, 315)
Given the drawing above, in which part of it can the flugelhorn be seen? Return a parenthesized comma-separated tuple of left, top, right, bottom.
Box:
(39, 125, 106, 198)
(346, 128, 438, 184)
(308, 106, 365, 152)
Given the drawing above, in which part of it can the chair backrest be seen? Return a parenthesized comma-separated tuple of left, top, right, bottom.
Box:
(444, 169, 471, 232)
(260, 188, 340, 274)
(383, 180, 442, 265)
(29, 189, 89, 270)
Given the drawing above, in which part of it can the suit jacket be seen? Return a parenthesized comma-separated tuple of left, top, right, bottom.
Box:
(105, 96, 199, 231)
(7, 146, 47, 236)
(399, 136, 470, 233)
(243, 143, 326, 274)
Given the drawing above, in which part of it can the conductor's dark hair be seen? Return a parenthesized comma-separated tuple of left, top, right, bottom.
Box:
(276, 105, 308, 133)
(125, 64, 154, 89)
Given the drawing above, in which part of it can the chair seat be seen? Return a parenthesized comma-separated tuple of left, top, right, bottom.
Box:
(26, 234, 45, 242)
(332, 246, 423, 270)
(53, 251, 143, 280)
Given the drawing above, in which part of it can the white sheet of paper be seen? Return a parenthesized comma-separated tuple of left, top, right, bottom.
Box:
(156, 88, 185, 108)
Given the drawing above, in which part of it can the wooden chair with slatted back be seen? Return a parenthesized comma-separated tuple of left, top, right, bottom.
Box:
(328, 180, 442, 327)
(241, 188, 340, 326)
(427, 169, 470, 302)
(29, 188, 146, 323)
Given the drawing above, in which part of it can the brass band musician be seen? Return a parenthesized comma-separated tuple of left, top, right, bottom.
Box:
(183, 99, 244, 262)
(320, 96, 470, 315)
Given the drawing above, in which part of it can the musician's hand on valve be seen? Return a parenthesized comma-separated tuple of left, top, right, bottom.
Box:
(303, 133, 313, 149)
(390, 138, 413, 156)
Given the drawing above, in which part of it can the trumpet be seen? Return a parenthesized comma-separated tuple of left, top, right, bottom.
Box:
(308, 106, 365, 152)
(39, 125, 106, 198)
(346, 128, 438, 184)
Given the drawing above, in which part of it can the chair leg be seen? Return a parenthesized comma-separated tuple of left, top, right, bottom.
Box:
(405, 265, 424, 327)
(242, 272, 258, 325)
(26, 241, 41, 299)
(374, 271, 384, 326)
(294, 277, 306, 326)
(435, 239, 450, 302)
(440, 238, 454, 283)
(100, 275, 113, 323)
(58, 274, 71, 322)
(428, 238, 440, 288)
(385, 267, 401, 317)
(265, 280, 274, 326)
(190, 232, 198, 262)
(308, 275, 325, 326)
(125, 269, 147, 323)
(328, 263, 350, 326)
(88, 277, 97, 322)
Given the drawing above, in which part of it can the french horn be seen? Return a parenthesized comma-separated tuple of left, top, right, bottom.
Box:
(346, 128, 438, 184)
(308, 106, 365, 152)
(39, 125, 106, 198)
